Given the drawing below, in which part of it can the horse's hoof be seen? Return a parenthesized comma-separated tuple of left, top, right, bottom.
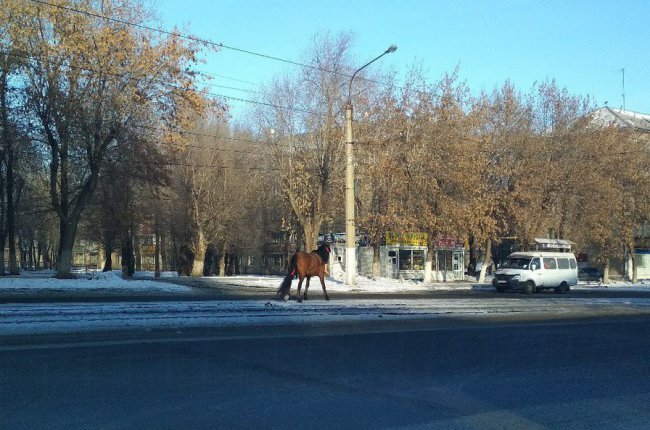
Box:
(283, 295, 289, 301)
(325, 296, 330, 301)
(297, 298, 303, 303)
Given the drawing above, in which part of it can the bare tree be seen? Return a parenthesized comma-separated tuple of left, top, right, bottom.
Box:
(404, 69, 483, 282)
(355, 68, 420, 277)
(4, 0, 209, 277)
(252, 33, 355, 251)
(169, 116, 259, 277)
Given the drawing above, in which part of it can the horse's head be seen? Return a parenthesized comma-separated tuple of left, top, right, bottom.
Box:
(316, 242, 331, 264)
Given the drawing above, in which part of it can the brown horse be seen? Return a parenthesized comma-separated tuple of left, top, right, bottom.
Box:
(276, 243, 331, 302)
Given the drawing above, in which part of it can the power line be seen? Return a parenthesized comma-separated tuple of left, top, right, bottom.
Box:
(206, 83, 267, 96)
(14, 3, 401, 121)
(26, 0, 330, 72)
(129, 122, 290, 151)
(6, 52, 382, 148)
(128, 134, 277, 158)
(27, 0, 393, 88)
(205, 73, 259, 87)
(1, 53, 338, 154)
(5, 49, 323, 117)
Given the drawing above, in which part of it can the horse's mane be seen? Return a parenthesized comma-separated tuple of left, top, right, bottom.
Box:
(313, 243, 331, 264)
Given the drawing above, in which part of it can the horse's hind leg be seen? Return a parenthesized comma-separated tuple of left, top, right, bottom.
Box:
(296, 276, 304, 302)
(304, 277, 311, 301)
(319, 275, 330, 301)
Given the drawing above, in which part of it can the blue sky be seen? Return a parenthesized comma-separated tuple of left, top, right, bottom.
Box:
(153, 0, 649, 119)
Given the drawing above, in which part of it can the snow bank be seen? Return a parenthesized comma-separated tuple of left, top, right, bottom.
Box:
(191, 273, 650, 293)
(3, 270, 649, 295)
(1, 270, 192, 293)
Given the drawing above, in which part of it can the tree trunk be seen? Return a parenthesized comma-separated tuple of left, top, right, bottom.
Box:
(101, 237, 113, 271)
(424, 243, 435, 283)
(0, 175, 5, 275)
(302, 222, 320, 252)
(1, 69, 17, 275)
(133, 226, 142, 272)
(38, 240, 50, 270)
(190, 229, 206, 277)
(154, 222, 161, 278)
(287, 188, 322, 252)
(233, 254, 240, 275)
(28, 238, 35, 270)
(49, 129, 102, 277)
(603, 259, 611, 284)
(121, 235, 134, 278)
(103, 249, 113, 272)
(218, 244, 227, 277)
(628, 241, 637, 283)
(36, 245, 41, 270)
(18, 235, 25, 269)
(468, 234, 477, 275)
(5, 113, 17, 276)
(371, 243, 381, 279)
(54, 204, 93, 277)
(160, 234, 168, 272)
(50, 246, 56, 270)
(478, 238, 493, 284)
(56, 221, 79, 278)
(57, 247, 74, 278)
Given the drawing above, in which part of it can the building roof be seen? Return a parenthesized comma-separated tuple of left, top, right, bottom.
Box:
(590, 106, 650, 132)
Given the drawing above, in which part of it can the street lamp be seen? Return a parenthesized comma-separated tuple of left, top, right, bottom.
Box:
(344, 44, 397, 286)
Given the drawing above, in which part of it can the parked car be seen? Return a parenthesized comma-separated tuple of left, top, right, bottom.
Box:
(578, 267, 602, 282)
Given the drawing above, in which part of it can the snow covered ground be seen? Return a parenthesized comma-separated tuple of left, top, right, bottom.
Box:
(1, 270, 649, 337)
(0, 270, 193, 294)
(2, 268, 648, 295)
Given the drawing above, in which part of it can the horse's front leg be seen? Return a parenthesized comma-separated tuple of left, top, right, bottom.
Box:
(296, 276, 304, 302)
(303, 277, 311, 301)
(319, 275, 330, 301)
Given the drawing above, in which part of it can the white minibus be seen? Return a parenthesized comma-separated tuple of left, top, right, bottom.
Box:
(492, 251, 578, 294)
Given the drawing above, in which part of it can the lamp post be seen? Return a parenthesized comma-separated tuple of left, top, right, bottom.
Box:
(344, 45, 397, 286)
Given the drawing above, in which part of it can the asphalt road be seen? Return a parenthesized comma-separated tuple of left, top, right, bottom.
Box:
(2, 315, 650, 429)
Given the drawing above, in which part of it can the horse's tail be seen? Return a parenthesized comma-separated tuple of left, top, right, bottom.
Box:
(276, 254, 297, 299)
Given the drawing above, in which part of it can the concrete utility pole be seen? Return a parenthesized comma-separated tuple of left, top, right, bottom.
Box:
(344, 45, 397, 286)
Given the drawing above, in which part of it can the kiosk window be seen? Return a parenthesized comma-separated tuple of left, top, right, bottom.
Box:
(399, 249, 425, 270)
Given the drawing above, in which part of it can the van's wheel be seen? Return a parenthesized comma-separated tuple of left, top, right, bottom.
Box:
(524, 280, 535, 295)
(555, 282, 569, 294)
